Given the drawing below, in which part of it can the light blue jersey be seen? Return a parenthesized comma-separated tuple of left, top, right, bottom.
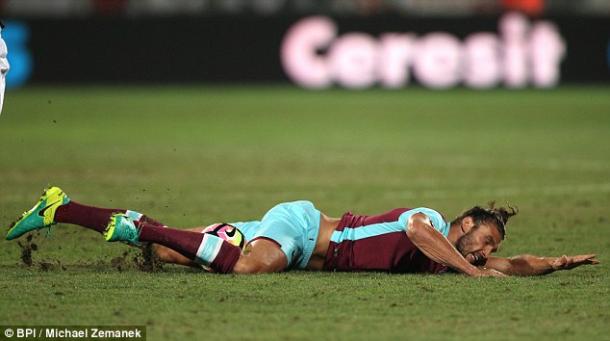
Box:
(400, 207, 450, 237)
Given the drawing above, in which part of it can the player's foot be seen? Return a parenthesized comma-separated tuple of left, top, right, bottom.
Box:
(104, 213, 141, 247)
(6, 186, 71, 240)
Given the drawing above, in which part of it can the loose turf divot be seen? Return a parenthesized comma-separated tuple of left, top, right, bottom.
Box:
(17, 233, 37, 266)
(15, 233, 66, 271)
(133, 243, 164, 272)
(110, 251, 130, 272)
(38, 259, 65, 272)
(108, 245, 164, 272)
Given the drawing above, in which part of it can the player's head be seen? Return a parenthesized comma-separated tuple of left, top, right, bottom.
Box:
(451, 203, 518, 265)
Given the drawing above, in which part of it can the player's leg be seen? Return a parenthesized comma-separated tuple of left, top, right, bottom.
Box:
(149, 226, 207, 267)
(54, 198, 165, 232)
(150, 243, 198, 267)
(6, 186, 164, 240)
(149, 228, 288, 272)
(106, 216, 288, 273)
(6, 187, 289, 273)
(143, 200, 307, 273)
(232, 238, 288, 273)
(150, 236, 288, 272)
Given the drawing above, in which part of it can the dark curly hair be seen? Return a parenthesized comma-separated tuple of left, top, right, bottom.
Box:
(452, 202, 518, 239)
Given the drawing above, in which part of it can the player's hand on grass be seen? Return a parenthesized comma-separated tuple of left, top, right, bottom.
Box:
(551, 254, 599, 271)
(477, 268, 508, 278)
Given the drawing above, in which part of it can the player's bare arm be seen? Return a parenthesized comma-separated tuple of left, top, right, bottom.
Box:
(482, 254, 599, 276)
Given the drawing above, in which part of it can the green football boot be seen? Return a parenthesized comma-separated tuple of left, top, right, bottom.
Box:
(6, 186, 71, 240)
(104, 213, 141, 247)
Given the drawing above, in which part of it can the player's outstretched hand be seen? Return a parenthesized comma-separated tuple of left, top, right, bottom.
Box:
(477, 268, 508, 278)
(551, 254, 599, 271)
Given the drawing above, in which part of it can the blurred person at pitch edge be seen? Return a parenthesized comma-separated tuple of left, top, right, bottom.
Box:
(0, 21, 8, 114)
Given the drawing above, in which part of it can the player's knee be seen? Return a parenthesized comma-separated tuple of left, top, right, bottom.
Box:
(232, 261, 257, 274)
(233, 258, 273, 274)
(233, 254, 287, 274)
(231, 238, 288, 274)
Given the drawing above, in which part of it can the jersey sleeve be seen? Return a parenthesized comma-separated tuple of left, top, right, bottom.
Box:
(398, 207, 450, 237)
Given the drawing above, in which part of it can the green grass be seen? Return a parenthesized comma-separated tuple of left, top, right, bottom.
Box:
(0, 86, 609, 340)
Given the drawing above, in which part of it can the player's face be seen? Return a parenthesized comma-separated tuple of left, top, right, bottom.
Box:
(455, 223, 502, 265)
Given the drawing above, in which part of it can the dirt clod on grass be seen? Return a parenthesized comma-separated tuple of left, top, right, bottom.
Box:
(15, 232, 163, 272)
(133, 243, 164, 272)
(110, 244, 164, 272)
(110, 251, 130, 272)
(39, 259, 65, 272)
(16, 233, 66, 271)
(17, 234, 37, 266)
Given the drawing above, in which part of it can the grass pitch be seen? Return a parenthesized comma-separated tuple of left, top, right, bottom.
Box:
(0, 86, 609, 340)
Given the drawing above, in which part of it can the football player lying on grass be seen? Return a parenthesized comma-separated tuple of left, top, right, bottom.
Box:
(6, 187, 599, 277)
